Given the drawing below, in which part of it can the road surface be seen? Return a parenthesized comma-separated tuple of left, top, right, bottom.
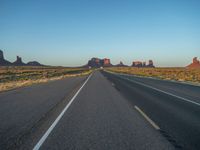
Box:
(102, 71, 200, 150)
(0, 71, 199, 150)
(0, 76, 87, 149)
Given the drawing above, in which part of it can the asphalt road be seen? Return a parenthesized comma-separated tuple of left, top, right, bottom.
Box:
(35, 71, 174, 150)
(102, 71, 200, 150)
(0, 75, 87, 149)
(0, 71, 199, 150)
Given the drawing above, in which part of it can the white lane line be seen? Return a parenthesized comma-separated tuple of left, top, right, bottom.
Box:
(108, 71, 200, 107)
(33, 73, 93, 150)
(111, 83, 115, 86)
(134, 106, 160, 130)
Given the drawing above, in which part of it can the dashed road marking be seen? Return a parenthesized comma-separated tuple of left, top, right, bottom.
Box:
(134, 105, 160, 130)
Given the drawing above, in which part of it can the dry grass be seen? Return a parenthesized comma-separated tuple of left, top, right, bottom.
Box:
(0, 66, 92, 92)
(106, 67, 200, 83)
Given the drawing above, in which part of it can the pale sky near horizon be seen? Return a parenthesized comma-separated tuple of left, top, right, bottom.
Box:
(1, 0, 200, 67)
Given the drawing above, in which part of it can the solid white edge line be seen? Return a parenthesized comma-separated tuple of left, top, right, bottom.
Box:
(134, 106, 160, 130)
(107, 71, 200, 107)
(125, 76, 200, 107)
(33, 73, 93, 150)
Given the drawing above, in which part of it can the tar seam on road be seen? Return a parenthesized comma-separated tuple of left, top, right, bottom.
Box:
(33, 73, 93, 150)
(108, 71, 200, 107)
(134, 106, 160, 130)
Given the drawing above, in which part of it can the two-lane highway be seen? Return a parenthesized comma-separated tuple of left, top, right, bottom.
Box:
(34, 71, 174, 150)
(102, 71, 200, 150)
(0, 70, 199, 150)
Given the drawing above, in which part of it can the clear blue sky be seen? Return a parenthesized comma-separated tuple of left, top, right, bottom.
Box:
(1, 0, 200, 67)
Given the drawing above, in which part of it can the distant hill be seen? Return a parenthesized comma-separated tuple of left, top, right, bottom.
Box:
(27, 61, 43, 66)
(187, 57, 200, 68)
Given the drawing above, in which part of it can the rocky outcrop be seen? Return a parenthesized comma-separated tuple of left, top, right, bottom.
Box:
(0, 50, 43, 66)
(87, 58, 112, 68)
(0, 50, 4, 60)
(27, 61, 43, 66)
(88, 58, 101, 68)
(187, 57, 200, 68)
(147, 60, 154, 67)
(116, 61, 128, 67)
(132, 61, 143, 67)
(103, 58, 111, 66)
(0, 50, 12, 66)
(132, 60, 155, 68)
(13, 56, 26, 66)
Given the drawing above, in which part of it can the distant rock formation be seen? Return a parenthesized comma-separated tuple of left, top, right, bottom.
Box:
(87, 57, 112, 68)
(0, 50, 44, 66)
(103, 58, 111, 66)
(0, 50, 12, 66)
(13, 56, 26, 66)
(0, 50, 4, 60)
(116, 61, 128, 67)
(87, 58, 155, 68)
(132, 59, 155, 68)
(147, 60, 154, 67)
(88, 58, 101, 68)
(27, 61, 43, 66)
(187, 57, 200, 68)
(132, 61, 143, 67)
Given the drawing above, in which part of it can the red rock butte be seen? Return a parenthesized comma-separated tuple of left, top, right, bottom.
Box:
(187, 57, 200, 68)
(132, 60, 155, 68)
(103, 58, 111, 65)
